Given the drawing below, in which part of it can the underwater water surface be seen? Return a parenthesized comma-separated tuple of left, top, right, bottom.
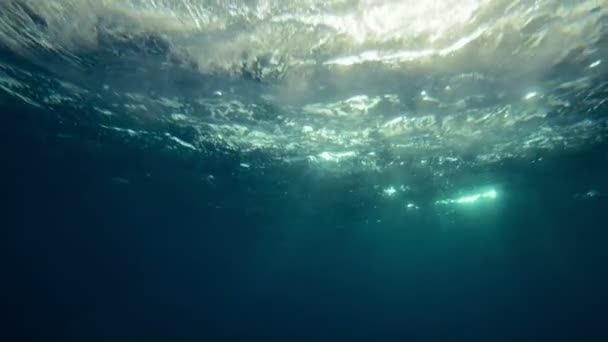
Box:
(1, 0, 608, 339)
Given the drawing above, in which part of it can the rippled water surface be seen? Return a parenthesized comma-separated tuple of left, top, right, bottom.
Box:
(1, 1, 606, 174)
(1, 1, 608, 338)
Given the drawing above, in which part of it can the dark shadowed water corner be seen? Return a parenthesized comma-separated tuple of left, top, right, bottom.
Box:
(1, 0, 608, 340)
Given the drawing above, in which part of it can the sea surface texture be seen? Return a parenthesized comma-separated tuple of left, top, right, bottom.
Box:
(1, 0, 607, 339)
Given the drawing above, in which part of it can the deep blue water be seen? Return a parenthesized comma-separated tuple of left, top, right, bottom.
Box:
(1, 92, 608, 339)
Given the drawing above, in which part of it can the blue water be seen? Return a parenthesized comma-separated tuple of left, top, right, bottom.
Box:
(1, 1, 608, 339)
(2, 96, 608, 339)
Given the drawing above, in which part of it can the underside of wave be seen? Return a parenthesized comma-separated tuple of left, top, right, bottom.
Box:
(0, 0, 293, 86)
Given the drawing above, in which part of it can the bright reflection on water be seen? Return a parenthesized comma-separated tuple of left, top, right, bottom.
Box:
(0, 0, 606, 195)
(436, 189, 498, 206)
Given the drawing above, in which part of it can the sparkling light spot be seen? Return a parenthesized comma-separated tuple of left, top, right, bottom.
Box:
(456, 194, 481, 204)
(383, 186, 397, 197)
(319, 152, 333, 161)
(436, 189, 498, 206)
(316, 151, 357, 162)
(171, 113, 188, 121)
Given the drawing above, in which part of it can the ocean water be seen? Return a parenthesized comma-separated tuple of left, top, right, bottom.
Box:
(1, 0, 607, 339)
